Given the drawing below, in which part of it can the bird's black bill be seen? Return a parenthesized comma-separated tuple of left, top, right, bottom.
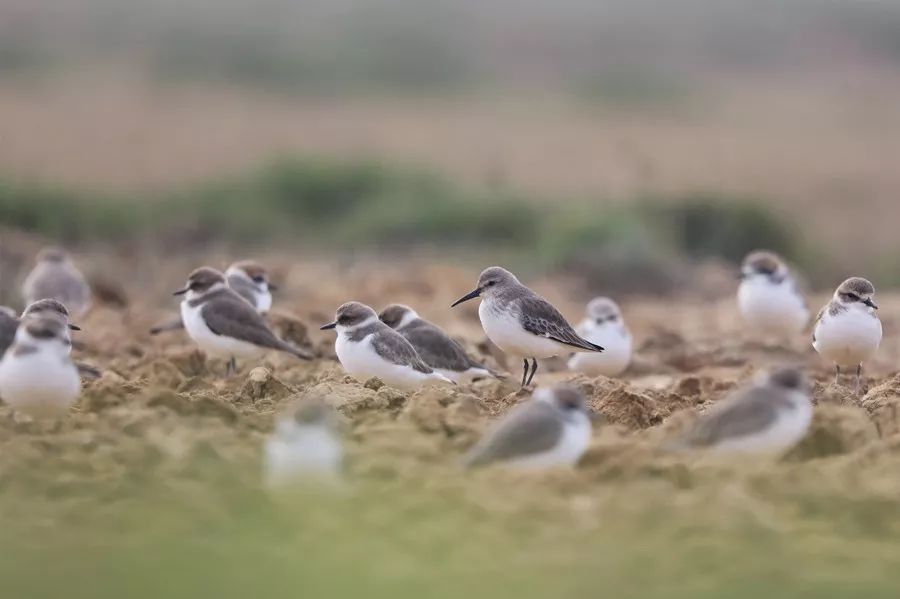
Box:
(268, 283, 279, 292)
(320, 322, 337, 330)
(864, 298, 879, 310)
(172, 287, 189, 296)
(451, 288, 481, 307)
(68, 323, 81, 331)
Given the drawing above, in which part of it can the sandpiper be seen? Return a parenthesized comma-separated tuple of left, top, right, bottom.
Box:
(265, 400, 343, 487)
(151, 260, 275, 335)
(226, 260, 277, 314)
(21, 247, 92, 318)
(0, 315, 81, 419)
(813, 277, 882, 391)
(463, 385, 595, 469)
(452, 267, 602, 387)
(379, 304, 502, 383)
(567, 297, 632, 377)
(737, 250, 809, 339)
(174, 267, 311, 375)
(668, 367, 812, 455)
(321, 302, 454, 390)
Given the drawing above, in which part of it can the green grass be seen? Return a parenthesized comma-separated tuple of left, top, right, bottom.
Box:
(0, 157, 811, 286)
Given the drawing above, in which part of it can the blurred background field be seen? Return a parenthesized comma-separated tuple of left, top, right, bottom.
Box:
(5, 1, 900, 597)
(2, 0, 900, 288)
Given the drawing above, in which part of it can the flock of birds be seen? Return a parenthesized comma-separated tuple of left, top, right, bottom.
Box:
(0, 247, 884, 486)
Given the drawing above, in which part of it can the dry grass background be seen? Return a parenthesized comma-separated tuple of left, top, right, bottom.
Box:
(1, 72, 899, 252)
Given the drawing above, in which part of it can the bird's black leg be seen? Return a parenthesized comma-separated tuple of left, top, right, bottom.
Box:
(834, 365, 841, 386)
(525, 358, 538, 386)
(521, 359, 529, 387)
(856, 364, 863, 394)
(226, 356, 237, 378)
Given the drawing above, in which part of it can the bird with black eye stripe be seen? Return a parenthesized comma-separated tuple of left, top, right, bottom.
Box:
(452, 267, 603, 388)
(568, 297, 632, 377)
(813, 277, 882, 392)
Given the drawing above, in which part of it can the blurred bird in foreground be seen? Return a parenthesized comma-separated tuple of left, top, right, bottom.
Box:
(667, 367, 812, 456)
(737, 250, 809, 340)
(265, 400, 344, 488)
(464, 385, 595, 469)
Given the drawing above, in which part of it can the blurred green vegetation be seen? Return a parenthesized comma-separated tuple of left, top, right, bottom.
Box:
(0, 157, 809, 290)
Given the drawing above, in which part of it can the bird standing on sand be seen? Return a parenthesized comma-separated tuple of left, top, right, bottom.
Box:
(174, 267, 311, 376)
(668, 367, 812, 456)
(813, 277, 882, 391)
(21, 247, 92, 318)
(379, 303, 503, 383)
(464, 385, 595, 469)
(451, 267, 603, 387)
(321, 302, 454, 391)
(0, 315, 81, 419)
(737, 250, 809, 339)
(567, 297, 632, 377)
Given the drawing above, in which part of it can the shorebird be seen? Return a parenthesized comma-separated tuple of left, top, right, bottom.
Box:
(378, 304, 502, 383)
(463, 385, 595, 469)
(21, 247, 91, 318)
(737, 250, 809, 339)
(0, 315, 81, 419)
(451, 267, 602, 387)
(226, 260, 277, 314)
(668, 367, 812, 455)
(174, 267, 311, 375)
(321, 302, 454, 390)
(151, 260, 274, 335)
(567, 297, 632, 377)
(813, 277, 882, 391)
(265, 400, 343, 487)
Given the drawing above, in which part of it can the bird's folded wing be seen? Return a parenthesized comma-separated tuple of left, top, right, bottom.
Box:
(465, 402, 564, 466)
(681, 388, 781, 447)
(518, 297, 602, 351)
(372, 330, 434, 373)
(402, 323, 481, 371)
(201, 299, 283, 349)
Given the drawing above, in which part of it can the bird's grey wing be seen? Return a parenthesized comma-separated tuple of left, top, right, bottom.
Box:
(226, 274, 258, 308)
(0, 314, 18, 358)
(402, 323, 481, 372)
(518, 297, 603, 352)
(680, 388, 781, 447)
(201, 298, 287, 351)
(812, 304, 828, 342)
(465, 401, 564, 467)
(371, 328, 434, 374)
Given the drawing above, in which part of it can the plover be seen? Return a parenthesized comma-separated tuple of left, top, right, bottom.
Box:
(737, 250, 809, 338)
(463, 385, 595, 469)
(226, 260, 277, 314)
(150, 260, 274, 335)
(22, 298, 81, 331)
(321, 302, 454, 390)
(265, 400, 343, 487)
(21, 247, 91, 318)
(174, 267, 311, 375)
(813, 277, 882, 390)
(0, 315, 81, 419)
(668, 367, 812, 456)
(378, 304, 503, 383)
(451, 267, 602, 387)
(567, 297, 632, 377)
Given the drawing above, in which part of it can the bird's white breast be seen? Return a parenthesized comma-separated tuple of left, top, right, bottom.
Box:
(738, 277, 809, 336)
(335, 329, 441, 390)
(0, 347, 80, 418)
(181, 301, 263, 359)
(478, 299, 564, 359)
(568, 320, 632, 376)
(813, 307, 882, 367)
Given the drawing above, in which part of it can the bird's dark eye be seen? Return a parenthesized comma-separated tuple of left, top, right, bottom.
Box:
(485, 281, 496, 287)
(847, 293, 860, 302)
(252, 276, 265, 284)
